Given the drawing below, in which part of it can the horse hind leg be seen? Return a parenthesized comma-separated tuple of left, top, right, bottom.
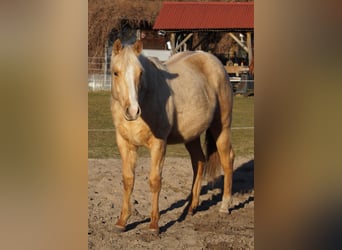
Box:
(216, 128, 235, 213)
(185, 137, 205, 215)
(206, 126, 234, 213)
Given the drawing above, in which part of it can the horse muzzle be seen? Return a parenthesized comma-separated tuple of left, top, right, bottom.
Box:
(124, 105, 141, 121)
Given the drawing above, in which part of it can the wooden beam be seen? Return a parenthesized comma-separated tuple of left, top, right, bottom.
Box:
(192, 34, 208, 50)
(228, 32, 248, 53)
(225, 65, 250, 75)
(174, 33, 193, 52)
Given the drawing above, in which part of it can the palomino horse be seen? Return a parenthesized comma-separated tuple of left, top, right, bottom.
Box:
(110, 39, 234, 234)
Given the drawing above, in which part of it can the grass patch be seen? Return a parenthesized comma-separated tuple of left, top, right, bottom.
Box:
(88, 91, 253, 158)
(88, 91, 114, 129)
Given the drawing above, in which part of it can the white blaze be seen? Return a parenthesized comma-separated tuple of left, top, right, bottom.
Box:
(125, 64, 139, 117)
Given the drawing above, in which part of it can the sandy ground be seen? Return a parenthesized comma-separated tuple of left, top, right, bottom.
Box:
(88, 156, 254, 249)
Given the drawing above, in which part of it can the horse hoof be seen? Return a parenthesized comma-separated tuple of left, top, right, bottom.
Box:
(149, 229, 159, 236)
(188, 207, 196, 216)
(113, 225, 125, 233)
(188, 207, 193, 215)
(219, 207, 229, 213)
(148, 227, 159, 236)
(219, 197, 232, 213)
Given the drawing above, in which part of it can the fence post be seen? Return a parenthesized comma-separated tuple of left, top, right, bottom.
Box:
(104, 40, 108, 89)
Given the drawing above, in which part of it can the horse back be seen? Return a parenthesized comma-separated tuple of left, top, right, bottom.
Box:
(167, 51, 229, 89)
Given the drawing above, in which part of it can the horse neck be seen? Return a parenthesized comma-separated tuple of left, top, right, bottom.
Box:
(139, 55, 166, 93)
(137, 55, 173, 115)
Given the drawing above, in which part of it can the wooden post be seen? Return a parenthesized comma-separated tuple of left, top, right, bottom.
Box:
(136, 29, 141, 40)
(170, 33, 176, 55)
(246, 32, 253, 66)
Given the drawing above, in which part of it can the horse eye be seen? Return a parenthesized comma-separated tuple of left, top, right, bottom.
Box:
(113, 71, 119, 77)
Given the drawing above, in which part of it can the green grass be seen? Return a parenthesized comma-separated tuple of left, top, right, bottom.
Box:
(88, 91, 254, 158)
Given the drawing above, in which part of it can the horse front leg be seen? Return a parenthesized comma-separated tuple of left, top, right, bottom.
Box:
(148, 138, 166, 234)
(115, 133, 137, 232)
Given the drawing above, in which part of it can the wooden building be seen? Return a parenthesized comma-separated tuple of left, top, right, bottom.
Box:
(153, 2, 254, 69)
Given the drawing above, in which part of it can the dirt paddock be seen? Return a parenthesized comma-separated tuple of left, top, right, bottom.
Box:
(88, 156, 254, 249)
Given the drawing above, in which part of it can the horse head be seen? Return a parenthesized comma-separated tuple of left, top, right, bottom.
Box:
(111, 39, 143, 121)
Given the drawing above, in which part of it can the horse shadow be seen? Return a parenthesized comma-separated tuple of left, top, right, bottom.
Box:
(125, 159, 254, 233)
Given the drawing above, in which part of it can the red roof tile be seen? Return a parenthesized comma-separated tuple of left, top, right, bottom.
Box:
(153, 2, 254, 30)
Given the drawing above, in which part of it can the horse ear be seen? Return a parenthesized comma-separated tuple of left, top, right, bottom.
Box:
(133, 40, 143, 55)
(113, 39, 122, 55)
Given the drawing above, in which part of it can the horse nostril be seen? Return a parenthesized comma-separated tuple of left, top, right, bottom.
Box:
(124, 106, 141, 121)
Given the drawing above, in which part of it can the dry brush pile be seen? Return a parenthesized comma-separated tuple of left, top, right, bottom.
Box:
(88, 0, 162, 58)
